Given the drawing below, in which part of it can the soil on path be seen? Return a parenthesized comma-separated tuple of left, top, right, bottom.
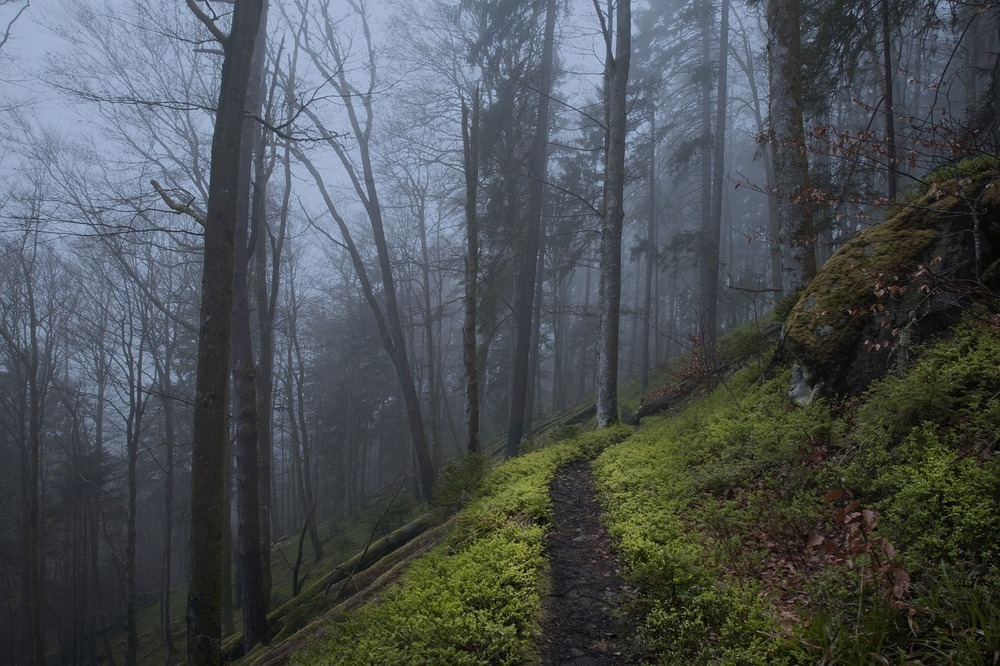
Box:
(540, 459, 631, 664)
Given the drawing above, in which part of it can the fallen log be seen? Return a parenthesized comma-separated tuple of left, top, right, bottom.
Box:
(240, 517, 455, 666)
(223, 510, 441, 662)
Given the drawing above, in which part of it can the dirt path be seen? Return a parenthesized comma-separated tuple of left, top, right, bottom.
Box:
(540, 460, 631, 664)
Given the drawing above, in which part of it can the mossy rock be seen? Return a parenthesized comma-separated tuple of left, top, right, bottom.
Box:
(784, 156, 1000, 402)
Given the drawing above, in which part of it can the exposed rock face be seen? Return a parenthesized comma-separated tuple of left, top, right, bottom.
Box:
(784, 157, 1000, 403)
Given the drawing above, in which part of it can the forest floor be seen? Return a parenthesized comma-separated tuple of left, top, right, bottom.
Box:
(539, 459, 633, 664)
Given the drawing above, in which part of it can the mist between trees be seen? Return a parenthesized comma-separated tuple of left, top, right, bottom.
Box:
(0, 0, 997, 662)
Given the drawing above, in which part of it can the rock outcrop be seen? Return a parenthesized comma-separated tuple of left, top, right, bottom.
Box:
(783, 156, 1000, 403)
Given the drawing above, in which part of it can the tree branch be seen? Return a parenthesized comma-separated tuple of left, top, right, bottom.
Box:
(185, 0, 227, 44)
(0, 0, 29, 53)
(150, 180, 207, 226)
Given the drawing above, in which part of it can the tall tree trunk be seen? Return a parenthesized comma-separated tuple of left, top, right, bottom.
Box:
(413, 184, 441, 467)
(157, 337, 176, 654)
(287, 289, 323, 561)
(221, 464, 234, 639)
(700, 0, 729, 367)
(525, 230, 546, 435)
(24, 271, 46, 666)
(697, 0, 716, 365)
(506, 0, 557, 458)
(230, 4, 269, 649)
(579, 265, 593, 403)
(123, 318, 144, 666)
(594, 0, 631, 427)
(766, 0, 816, 291)
(880, 0, 897, 200)
(231, 220, 267, 651)
(733, 27, 783, 297)
(185, 0, 266, 661)
(291, 5, 435, 499)
(641, 105, 657, 390)
(462, 92, 481, 454)
(250, 121, 277, 617)
(551, 274, 566, 410)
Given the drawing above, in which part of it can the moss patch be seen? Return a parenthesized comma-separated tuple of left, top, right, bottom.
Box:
(784, 156, 1000, 397)
(291, 426, 632, 665)
(592, 316, 1000, 662)
(592, 367, 824, 663)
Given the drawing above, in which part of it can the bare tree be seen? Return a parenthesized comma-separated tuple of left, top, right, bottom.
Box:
(184, 0, 266, 662)
(0, 212, 79, 665)
(285, 0, 435, 499)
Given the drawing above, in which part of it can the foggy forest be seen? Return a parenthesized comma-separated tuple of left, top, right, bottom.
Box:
(1, 0, 999, 663)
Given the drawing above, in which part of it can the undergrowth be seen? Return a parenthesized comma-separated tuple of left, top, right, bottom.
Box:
(292, 426, 631, 665)
(592, 316, 1000, 663)
(593, 366, 816, 664)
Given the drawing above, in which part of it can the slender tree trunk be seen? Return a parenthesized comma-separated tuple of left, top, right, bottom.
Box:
(124, 327, 142, 666)
(288, 292, 323, 561)
(230, 5, 269, 649)
(697, 0, 716, 364)
(231, 239, 267, 650)
(293, 6, 436, 498)
(158, 339, 176, 654)
(526, 218, 547, 434)
(506, 0, 557, 457)
(414, 186, 441, 468)
(767, 0, 816, 291)
(26, 294, 46, 666)
(186, 0, 266, 661)
(880, 0, 897, 200)
(641, 106, 657, 390)
(579, 265, 593, 403)
(462, 92, 481, 454)
(733, 28, 783, 297)
(250, 124, 277, 617)
(595, 0, 631, 427)
(700, 0, 729, 367)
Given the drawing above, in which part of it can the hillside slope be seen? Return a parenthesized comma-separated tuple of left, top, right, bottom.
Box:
(265, 312, 997, 664)
(596, 315, 999, 662)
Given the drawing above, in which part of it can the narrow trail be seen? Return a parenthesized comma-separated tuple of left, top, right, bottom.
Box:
(540, 460, 631, 664)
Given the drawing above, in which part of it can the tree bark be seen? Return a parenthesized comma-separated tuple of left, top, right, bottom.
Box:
(641, 105, 657, 390)
(594, 0, 631, 428)
(700, 0, 729, 367)
(185, 0, 266, 662)
(155, 326, 177, 655)
(697, 0, 716, 365)
(230, 4, 269, 650)
(462, 90, 481, 455)
(767, 0, 816, 291)
(880, 0, 897, 200)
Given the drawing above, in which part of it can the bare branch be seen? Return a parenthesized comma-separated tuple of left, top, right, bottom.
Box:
(0, 0, 29, 53)
(185, 0, 227, 44)
(151, 180, 207, 226)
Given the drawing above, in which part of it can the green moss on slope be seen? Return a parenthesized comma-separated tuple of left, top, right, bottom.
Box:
(591, 316, 1000, 663)
(292, 426, 632, 665)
